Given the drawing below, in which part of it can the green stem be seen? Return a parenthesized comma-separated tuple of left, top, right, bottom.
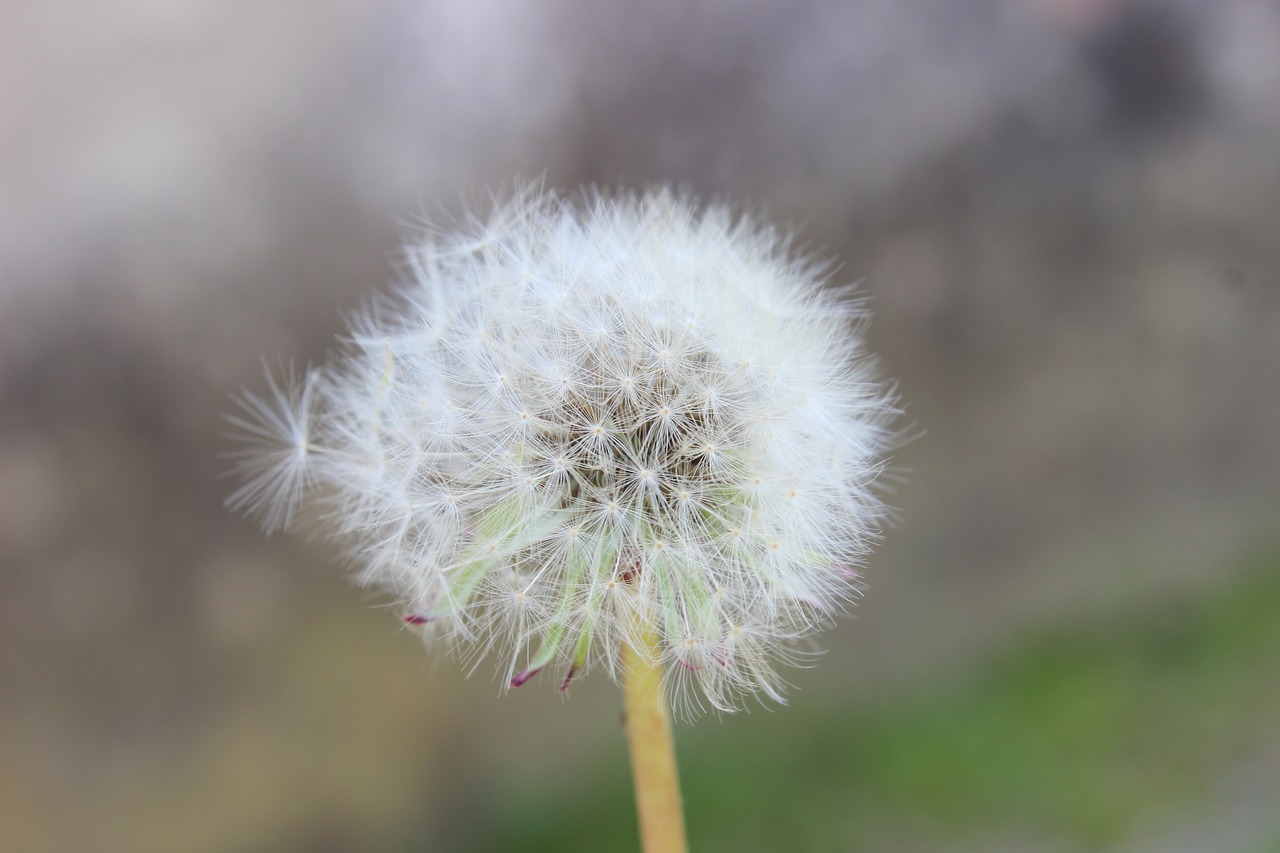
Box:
(622, 631, 689, 853)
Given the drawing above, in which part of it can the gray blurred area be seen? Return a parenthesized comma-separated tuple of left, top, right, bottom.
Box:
(3, 1, 1279, 851)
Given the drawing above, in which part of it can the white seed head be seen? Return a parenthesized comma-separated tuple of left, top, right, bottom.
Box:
(226, 187, 900, 713)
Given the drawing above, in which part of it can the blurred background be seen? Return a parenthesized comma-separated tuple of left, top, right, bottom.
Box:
(3, 1, 1279, 850)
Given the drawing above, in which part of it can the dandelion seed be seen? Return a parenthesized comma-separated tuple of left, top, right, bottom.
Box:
(226, 186, 900, 714)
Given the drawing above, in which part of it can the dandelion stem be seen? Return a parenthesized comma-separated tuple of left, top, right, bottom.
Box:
(622, 632, 688, 853)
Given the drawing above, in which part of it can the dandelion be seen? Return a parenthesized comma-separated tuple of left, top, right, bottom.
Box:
(227, 186, 900, 852)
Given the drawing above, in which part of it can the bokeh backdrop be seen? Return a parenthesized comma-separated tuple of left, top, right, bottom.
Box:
(4, 1, 1279, 851)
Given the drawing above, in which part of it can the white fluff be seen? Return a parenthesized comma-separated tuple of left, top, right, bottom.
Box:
(227, 187, 899, 712)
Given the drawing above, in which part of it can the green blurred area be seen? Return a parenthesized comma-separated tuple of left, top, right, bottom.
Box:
(10, 545, 1277, 852)
(482, 547, 1280, 853)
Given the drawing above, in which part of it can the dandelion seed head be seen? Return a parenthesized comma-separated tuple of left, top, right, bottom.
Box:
(227, 187, 900, 713)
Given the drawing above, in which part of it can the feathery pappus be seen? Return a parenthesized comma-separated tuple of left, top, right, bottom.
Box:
(226, 186, 901, 713)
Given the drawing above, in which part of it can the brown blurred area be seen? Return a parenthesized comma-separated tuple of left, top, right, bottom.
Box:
(3, 1, 1279, 851)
